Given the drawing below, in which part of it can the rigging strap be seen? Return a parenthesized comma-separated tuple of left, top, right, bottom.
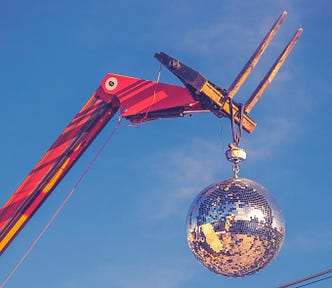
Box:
(229, 98, 244, 147)
(226, 98, 247, 178)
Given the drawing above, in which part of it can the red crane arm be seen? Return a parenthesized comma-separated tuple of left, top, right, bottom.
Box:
(101, 73, 204, 121)
(0, 75, 198, 255)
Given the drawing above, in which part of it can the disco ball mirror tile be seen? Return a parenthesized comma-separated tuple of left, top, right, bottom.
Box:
(186, 178, 285, 277)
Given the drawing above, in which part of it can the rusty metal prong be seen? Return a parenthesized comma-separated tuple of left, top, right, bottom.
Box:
(245, 28, 303, 113)
(227, 11, 288, 99)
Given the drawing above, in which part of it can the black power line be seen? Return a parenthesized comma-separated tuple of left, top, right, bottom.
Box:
(295, 275, 332, 287)
(277, 268, 332, 288)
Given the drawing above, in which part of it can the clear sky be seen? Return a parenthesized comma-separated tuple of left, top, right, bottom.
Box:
(0, 1, 331, 287)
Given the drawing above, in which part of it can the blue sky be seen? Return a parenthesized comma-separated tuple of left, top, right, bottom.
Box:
(0, 1, 331, 287)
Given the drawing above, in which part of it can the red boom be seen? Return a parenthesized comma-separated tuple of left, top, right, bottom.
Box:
(0, 90, 119, 254)
(0, 74, 198, 255)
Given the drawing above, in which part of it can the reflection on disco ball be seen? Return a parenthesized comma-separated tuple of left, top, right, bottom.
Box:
(186, 178, 285, 277)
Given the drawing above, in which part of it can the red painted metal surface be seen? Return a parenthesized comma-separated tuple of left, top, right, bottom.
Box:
(100, 73, 202, 117)
(0, 74, 197, 255)
(0, 90, 119, 255)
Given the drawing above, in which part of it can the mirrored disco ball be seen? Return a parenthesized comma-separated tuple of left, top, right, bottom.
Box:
(186, 178, 285, 277)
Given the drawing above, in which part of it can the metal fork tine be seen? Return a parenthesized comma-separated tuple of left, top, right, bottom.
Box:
(245, 28, 303, 113)
(227, 11, 288, 99)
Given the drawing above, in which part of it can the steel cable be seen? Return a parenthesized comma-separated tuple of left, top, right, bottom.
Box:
(0, 119, 122, 288)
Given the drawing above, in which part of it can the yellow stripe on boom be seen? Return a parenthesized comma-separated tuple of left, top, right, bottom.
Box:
(0, 214, 28, 252)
